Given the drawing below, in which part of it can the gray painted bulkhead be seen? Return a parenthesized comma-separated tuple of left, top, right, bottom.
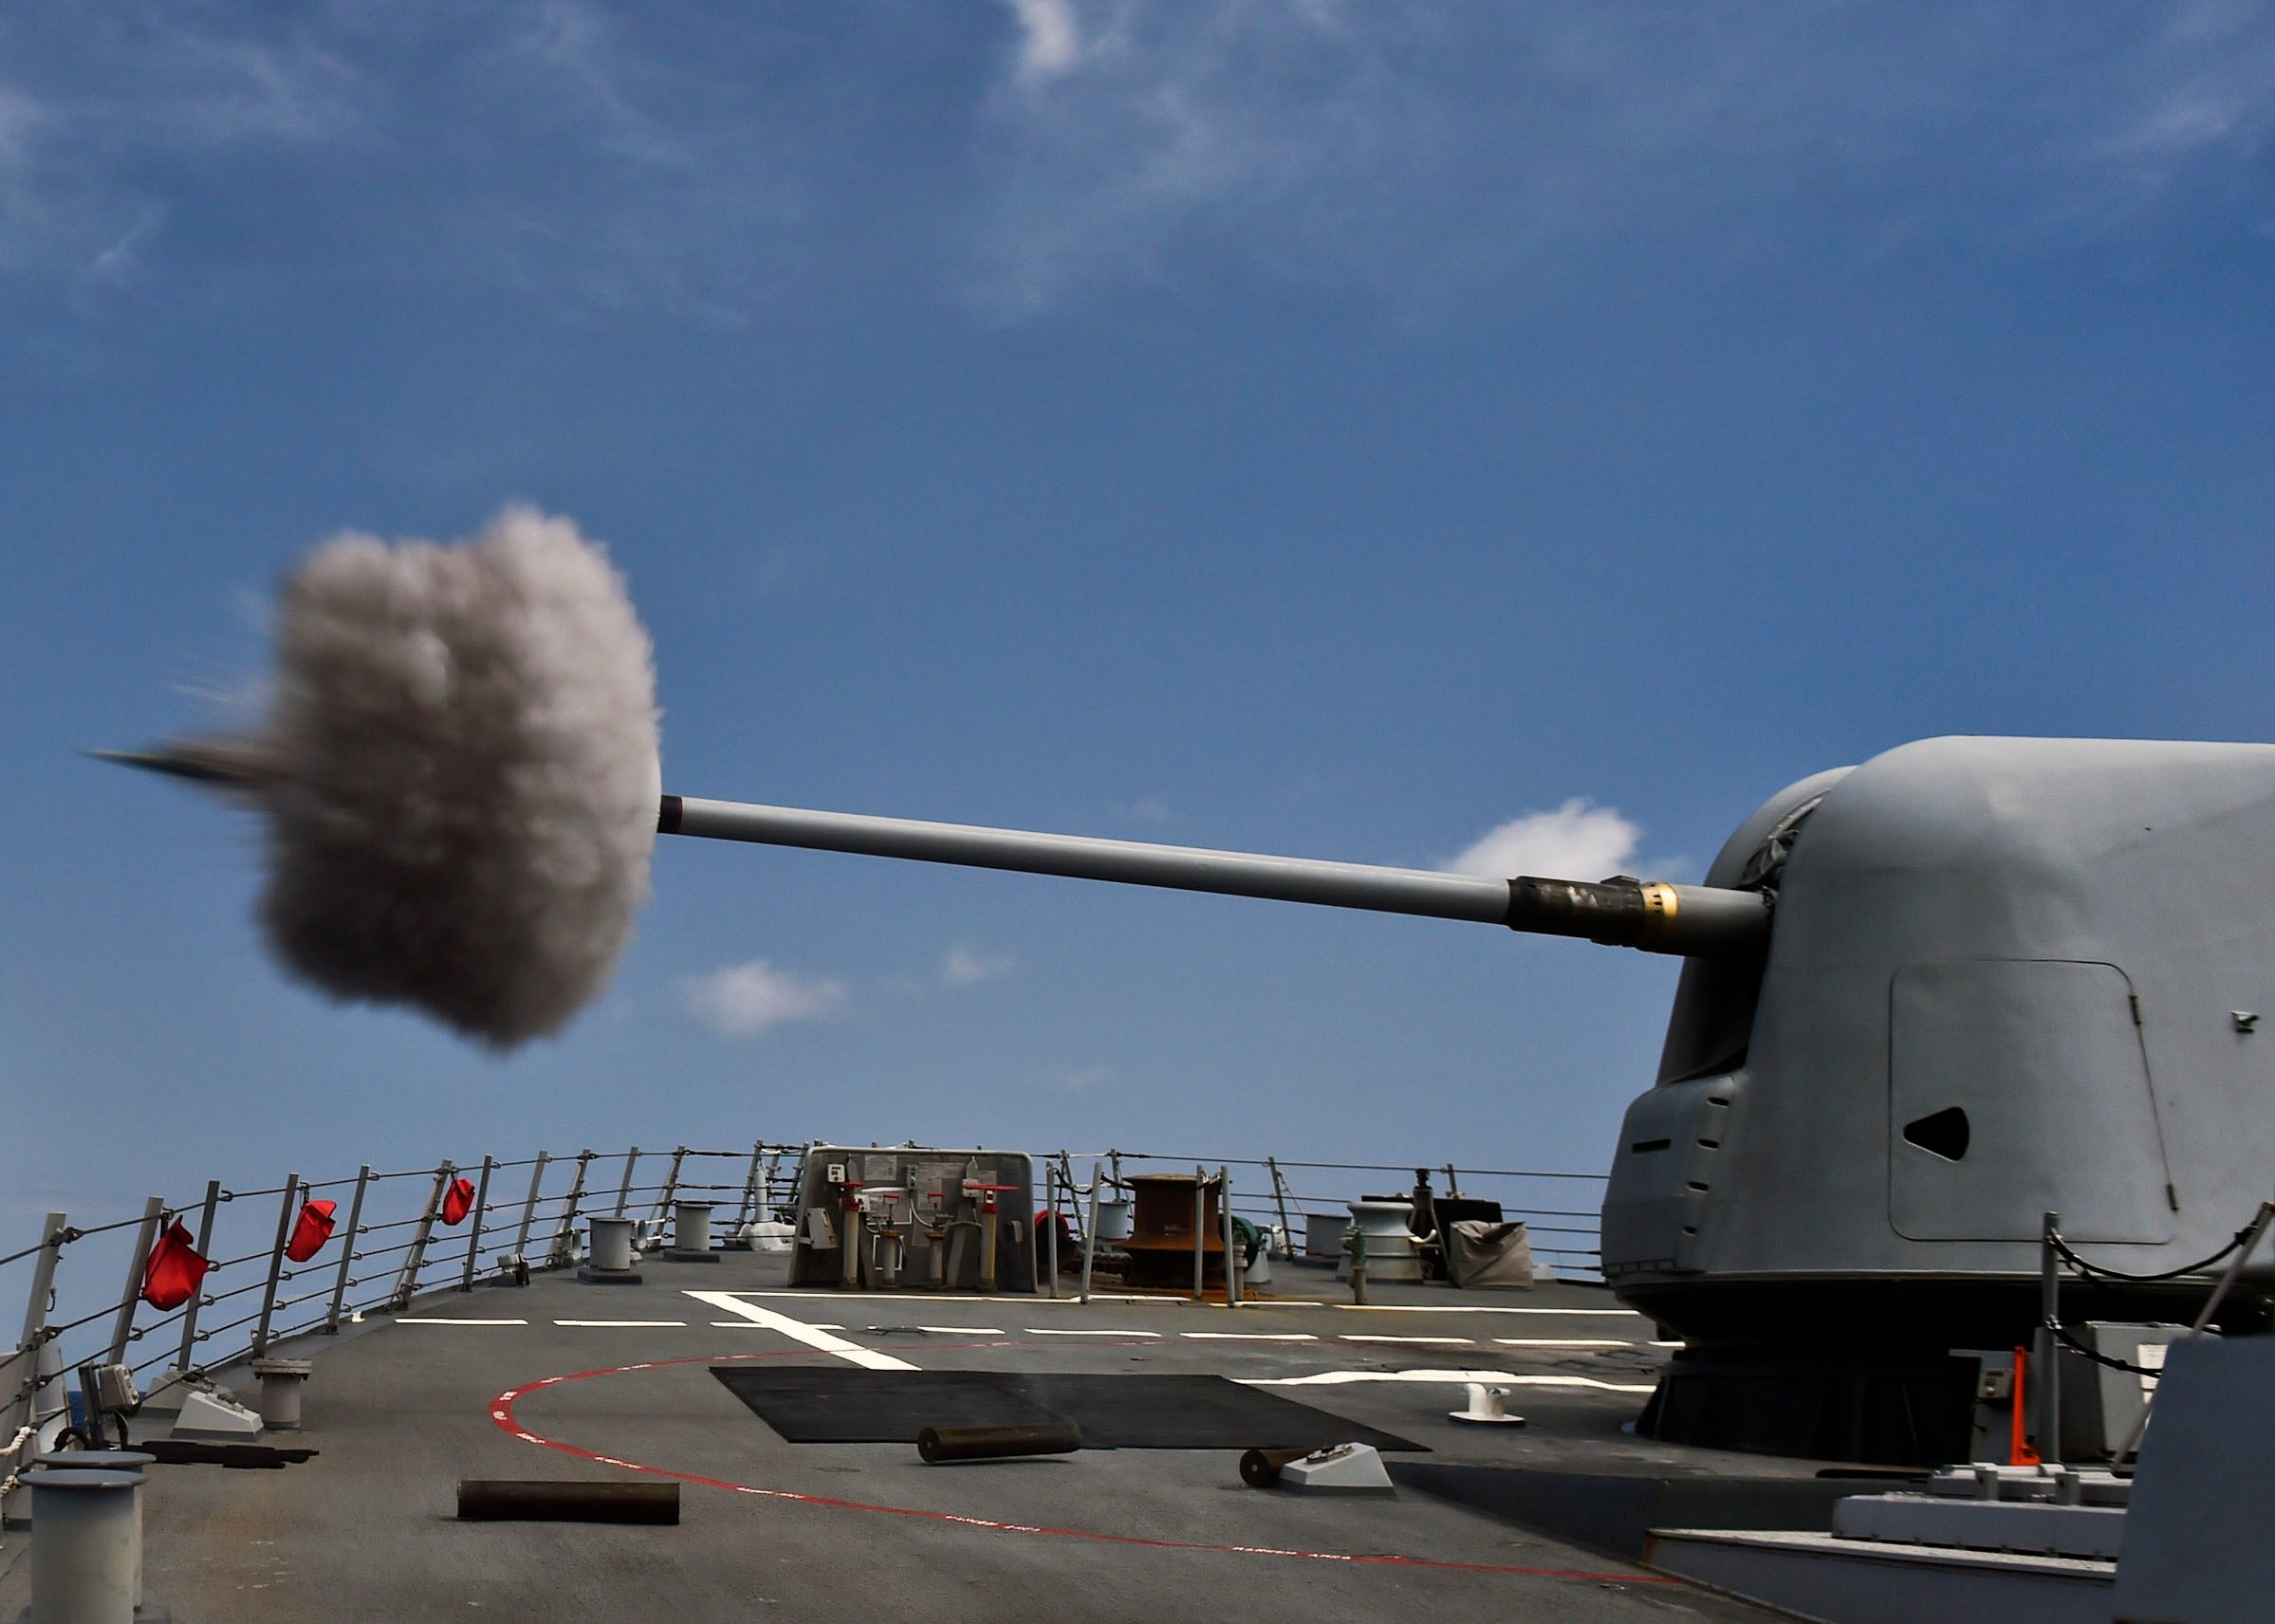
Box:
(1603, 737, 2275, 1339)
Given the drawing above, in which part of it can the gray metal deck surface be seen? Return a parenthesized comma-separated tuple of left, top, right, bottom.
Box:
(2, 1252, 1801, 1621)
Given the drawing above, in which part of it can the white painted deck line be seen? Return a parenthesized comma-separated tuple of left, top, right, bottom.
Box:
(1341, 1334, 1474, 1345)
(1250, 1369, 1658, 1393)
(686, 1290, 917, 1370)
(1489, 1338, 1638, 1349)
(724, 1288, 1171, 1306)
(1025, 1327, 1160, 1338)
(919, 1326, 1006, 1336)
(554, 1320, 687, 1328)
(398, 1317, 527, 1325)
(1181, 1332, 1317, 1341)
(1331, 1304, 1641, 1316)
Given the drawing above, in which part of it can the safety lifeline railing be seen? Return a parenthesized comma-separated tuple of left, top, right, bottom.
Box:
(0, 1139, 805, 1526)
(2, 1135, 1606, 1525)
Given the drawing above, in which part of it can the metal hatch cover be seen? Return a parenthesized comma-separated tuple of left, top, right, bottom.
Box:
(1888, 960, 2174, 1244)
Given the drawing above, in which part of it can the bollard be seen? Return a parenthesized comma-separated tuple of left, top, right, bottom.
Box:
(250, 1359, 314, 1430)
(586, 1216, 637, 1275)
(28, 1467, 141, 1624)
(28, 1452, 154, 1610)
(666, 1201, 716, 1263)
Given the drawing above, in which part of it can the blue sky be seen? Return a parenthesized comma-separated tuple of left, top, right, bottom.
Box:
(5, 3, 2274, 1235)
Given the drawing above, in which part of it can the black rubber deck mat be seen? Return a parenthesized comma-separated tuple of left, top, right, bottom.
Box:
(710, 1368, 1424, 1452)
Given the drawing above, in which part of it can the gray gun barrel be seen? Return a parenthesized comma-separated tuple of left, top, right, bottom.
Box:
(659, 794, 1768, 958)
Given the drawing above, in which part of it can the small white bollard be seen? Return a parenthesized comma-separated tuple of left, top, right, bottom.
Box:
(666, 1200, 716, 1262)
(28, 1467, 141, 1624)
(1449, 1383, 1525, 1427)
(250, 1358, 314, 1430)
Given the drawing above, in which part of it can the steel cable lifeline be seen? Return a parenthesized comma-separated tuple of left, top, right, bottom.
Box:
(2047, 1219, 2260, 1283)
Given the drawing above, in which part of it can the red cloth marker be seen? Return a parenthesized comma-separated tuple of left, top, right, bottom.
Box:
(143, 1220, 213, 1311)
(285, 1198, 338, 1262)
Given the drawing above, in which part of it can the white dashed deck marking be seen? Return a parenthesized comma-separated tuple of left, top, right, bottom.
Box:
(554, 1320, 687, 1328)
(398, 1317, 527, 1326)
(1489, 1338, 1638, 1349)
(1340, 1334, 1474, 1346)
(1180, 1332, 1318, 1341)
(687, 1291, 917, 1370)
(1331, 1304, 1642, 1316)
(1026, 1327, 1160, 1338)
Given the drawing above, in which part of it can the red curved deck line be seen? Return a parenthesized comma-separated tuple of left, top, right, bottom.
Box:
(489, 1344, 1674, 1586)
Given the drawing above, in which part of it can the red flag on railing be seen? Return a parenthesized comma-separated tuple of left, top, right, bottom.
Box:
(142, 1220, 213, 1311)
(440, 1176, 476, 1226)
(285, 1198, 338, 1263)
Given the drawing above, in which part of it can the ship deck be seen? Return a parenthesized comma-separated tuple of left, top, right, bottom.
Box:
(2, 1249, 1812, 1622)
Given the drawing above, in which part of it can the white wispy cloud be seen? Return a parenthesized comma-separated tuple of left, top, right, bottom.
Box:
(1442, 800, 1641, 882)
(941, 942, 1016, 987)
(967, 2, 2275, 309)
(681, 959, 849, 1038)
(1007, 0, 1080, 80)
(4, 5, 2273, 315)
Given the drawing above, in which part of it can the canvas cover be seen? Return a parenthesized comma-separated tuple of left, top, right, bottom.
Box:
(1444, 1218, 1550, 1289)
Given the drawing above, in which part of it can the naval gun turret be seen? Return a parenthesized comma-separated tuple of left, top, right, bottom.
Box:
(656, 736, 2275, 1462)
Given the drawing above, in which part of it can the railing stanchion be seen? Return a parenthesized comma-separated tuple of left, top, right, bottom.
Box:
(7, 1213, 67, 1458)
(251, 1174, 302, 1357)
(1043, 1165, 1060, 1300)
(1193, 1167, 1206, 1301)
(388, 1164, 453, 1311)
(2036, 1210, 2062, 1467)
(1222, 1166, 1241, 1307)
(548, 1152, 594, 1268)
(105, 1198, 167, 1367)
(1266, 1157, 1294, 1263)
(614, 1148, 640, 1217)
(175, 1180, 222, 1374)
(653, 1147, 687, 1236)
(458, 1156, 496, 1291)
(512, 1153, 549, 1266)
(1079, 1166, 1101, 1304)
(735, 1140, 765, 1232)
(324, 1167, 371, 1333)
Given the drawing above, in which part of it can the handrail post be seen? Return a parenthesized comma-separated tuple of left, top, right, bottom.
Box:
(614, 1148, 640, 1216)
(251, 1174, 302, 1357)
(735, 1140, 765, 1231)
(1192, 1167, 1206, 1301)
(653, 1147, 687, 1232)
(458, 1156, 496, 1291)
(8, 1213, 66, 1440)
(175, 1180, 222, 1373)
(548, 1152, 594, 1268)
(1079, 1165, 1101, 1304)
(1266, 1157, 1294, 1263)
(105, 1198, 166, 1367)
(1444, 1161, 1462, 1197)
(2037, 1210, 2062, 1467)
(388, 1164, 453, 1312)
(1043, 1165, 1060, 1300)
(1222, 1166, 1241, 1307)
(324, 1167, 371, 1333)
(511, 1153, 549, 1264)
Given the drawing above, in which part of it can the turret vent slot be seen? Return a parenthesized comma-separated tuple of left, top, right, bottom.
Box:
(1901, 1107, 1970, 1162)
